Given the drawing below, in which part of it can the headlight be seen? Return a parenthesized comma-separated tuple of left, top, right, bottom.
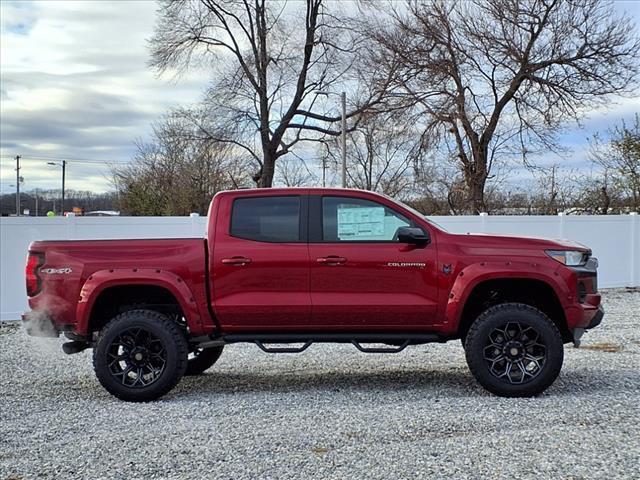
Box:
(545, 250, 589, 266)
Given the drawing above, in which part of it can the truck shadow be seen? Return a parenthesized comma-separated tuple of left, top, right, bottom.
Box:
(175, 367, 476, 397)
(172, 366, 632, 399)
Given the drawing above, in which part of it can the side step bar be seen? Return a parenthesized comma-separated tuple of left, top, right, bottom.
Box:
(351, 340, 410, 353)
(195, 332, 444, 354)
(254, 341, 313, 354)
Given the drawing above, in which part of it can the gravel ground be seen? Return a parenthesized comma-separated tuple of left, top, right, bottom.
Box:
(1, 289, 639, 480)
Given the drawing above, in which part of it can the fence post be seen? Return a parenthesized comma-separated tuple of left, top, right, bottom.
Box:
(66, 212, 77, 240)
(190, 213, 200, 237)
(630, 212, 638, 288)
(480, 212, 488, 233)
(558, 212, 565, 239)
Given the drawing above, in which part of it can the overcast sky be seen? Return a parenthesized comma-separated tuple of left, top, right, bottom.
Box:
(1, 0, 639, 194)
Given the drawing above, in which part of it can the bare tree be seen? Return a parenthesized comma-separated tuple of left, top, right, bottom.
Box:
(113, 112, 247, 215)
(365, 0, 640, 213)
(274, 157, 315, 187)
(588, 114, 640, 212)
(319, 112, 422, 196)
(150, 0, 389, 188)
(0, 190, 117, 216)
(575, 167, 614, 214)
(528, 164, 578, 215)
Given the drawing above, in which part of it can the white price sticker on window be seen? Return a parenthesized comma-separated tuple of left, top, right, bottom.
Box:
(337, 206, 385, 239)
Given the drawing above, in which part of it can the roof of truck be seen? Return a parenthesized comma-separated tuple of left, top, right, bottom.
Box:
(216, 187, 379, 196)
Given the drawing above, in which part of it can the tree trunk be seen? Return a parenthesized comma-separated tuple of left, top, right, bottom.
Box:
(468, 176, 487, 214)
(256, 150, 276, 188)
(460, 140, 489, 215)
(464, 152, 488, 214)
(601, 186, 610, 215)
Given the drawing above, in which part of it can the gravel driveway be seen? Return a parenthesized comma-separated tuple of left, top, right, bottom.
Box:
(1, 289, 639, 480)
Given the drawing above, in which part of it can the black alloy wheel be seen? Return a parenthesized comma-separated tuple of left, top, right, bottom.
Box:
(464, 303, 564, 397)
(482, 321, 547, 385)
(93, 310, 188, 402)
(106, 327, 167, 388)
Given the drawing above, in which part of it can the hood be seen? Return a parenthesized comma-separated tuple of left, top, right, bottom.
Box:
(465, 233, 588, 250)
(447, 232, 590, 255)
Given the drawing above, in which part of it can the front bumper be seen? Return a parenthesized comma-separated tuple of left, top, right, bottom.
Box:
(587, 304, 604, 329)
(572, 304, 604, 347)
(22, 311, 59, 338)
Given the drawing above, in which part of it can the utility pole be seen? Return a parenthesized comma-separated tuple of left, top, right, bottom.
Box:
(322, 156, 327, 188)
(341, 92, 347, 188)
(62, 160, 66, 215)
(316, 90, 348, 187)
(15, 155, 21, 216)
(35, 188, 39, 216)
(48, 160, 67, 215)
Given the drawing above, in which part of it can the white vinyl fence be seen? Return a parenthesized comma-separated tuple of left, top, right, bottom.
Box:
(1, 213, 638, 321)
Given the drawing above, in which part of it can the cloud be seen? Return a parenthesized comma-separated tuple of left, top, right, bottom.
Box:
(0, 0, 207, 193)
(0, 0, 638, 195)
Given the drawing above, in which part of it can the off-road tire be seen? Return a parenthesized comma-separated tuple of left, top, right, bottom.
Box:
(464, 303, 564, 397)
(185, 346, 224, 376)
(93, 309, 188, 402)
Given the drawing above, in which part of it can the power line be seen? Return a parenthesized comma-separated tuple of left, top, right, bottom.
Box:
(0, 154, 131, 165)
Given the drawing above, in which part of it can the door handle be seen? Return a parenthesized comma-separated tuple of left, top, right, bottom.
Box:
(222, 256, 252, 266)
(316, 256, 347, 265)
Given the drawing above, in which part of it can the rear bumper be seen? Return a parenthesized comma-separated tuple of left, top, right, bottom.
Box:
(22, 311, 59, 338)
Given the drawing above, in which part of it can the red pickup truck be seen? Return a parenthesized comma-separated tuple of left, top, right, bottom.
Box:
(24, 188, 603, 401)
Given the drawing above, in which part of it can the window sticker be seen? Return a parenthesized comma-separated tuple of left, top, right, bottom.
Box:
(337, 206, 385, 240)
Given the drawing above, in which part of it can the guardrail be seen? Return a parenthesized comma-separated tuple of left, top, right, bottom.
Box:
(1, 212, 638, 321)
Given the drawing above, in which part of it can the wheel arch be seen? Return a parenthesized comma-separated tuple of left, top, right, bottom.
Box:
(77, 269, 203, 336)
(448, 271, 571, 343)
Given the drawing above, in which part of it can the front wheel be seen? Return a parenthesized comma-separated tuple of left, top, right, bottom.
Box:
(93, 310, 188, 402)
(464, 303, 564, 397)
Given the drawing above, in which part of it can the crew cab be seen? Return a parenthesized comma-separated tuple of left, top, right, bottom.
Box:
(23, 188, 604, 401)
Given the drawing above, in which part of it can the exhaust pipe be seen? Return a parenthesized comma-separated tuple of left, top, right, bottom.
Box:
(62, 341, 89, 355)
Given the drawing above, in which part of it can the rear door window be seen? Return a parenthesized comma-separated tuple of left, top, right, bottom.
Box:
(230, 196, 301, 242)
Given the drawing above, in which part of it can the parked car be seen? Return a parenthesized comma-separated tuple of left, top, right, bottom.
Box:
(23, 188, 603, 401)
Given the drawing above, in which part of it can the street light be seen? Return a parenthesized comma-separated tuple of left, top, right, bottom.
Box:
(316, 91, 347, 188)
(15, 155, 21, 216)
(47, 160, 66, 215)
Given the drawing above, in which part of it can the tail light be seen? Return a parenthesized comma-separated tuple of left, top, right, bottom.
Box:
(26, 252, 45, 297)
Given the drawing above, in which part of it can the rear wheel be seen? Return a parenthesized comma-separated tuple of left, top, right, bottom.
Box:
(185, 346, 224, 376)
(93, 309, 188, 402)
(464, 303, 564, 397)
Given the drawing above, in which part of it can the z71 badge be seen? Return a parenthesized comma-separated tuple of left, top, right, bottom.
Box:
(40, 267, 73, 275)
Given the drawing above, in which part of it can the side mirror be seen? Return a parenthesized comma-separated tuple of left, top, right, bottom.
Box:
(397, 227, 430, 245)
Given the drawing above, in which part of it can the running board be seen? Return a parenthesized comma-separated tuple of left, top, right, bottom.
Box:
(351, 340, 410, 353)
(197, 332, 444, 354)
(254, 341, 313, 354)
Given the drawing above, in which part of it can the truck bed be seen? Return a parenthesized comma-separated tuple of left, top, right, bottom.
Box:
(27, 238, 211, 335)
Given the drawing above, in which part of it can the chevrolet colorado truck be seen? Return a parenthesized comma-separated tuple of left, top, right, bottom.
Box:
(23, 188, 603, 401)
